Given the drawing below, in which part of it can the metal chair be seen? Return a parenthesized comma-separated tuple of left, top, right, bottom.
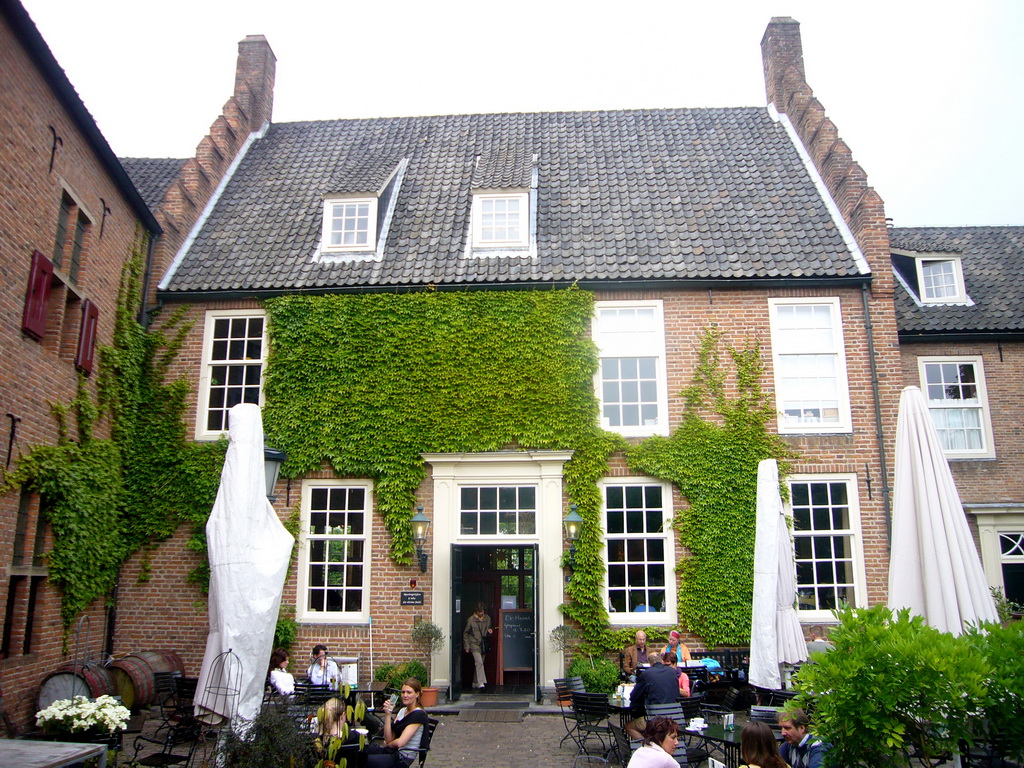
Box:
(570, 691, 614, 761)
(677, 694, 706, 720)
(406, 716, 439, 768)
(646, 702, 711, 766)
(555, 677, 580, 747)
(609, 722, 640, 766)
(701, 687, 741, 723)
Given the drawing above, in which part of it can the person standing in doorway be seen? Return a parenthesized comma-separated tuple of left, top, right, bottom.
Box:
(463, 602, 493, 690)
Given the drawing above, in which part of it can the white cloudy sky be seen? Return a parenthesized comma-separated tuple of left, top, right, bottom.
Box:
(21, 0, 1024, 228)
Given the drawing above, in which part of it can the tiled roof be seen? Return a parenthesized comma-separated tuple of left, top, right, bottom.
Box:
(889, 227, 1024, 335)
(159, 108, 862, 294)
(119, 157, 185, 210)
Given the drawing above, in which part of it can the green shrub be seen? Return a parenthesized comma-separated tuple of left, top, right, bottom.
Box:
(793, 604, 989, 767)
(567, 654, 620, 693)
(373, 660, 429, 689)
(273, 607, 298, 652)
(963, 620, 1024, 761)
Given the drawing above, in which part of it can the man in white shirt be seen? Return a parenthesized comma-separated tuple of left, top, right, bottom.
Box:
(307, 644, 341, 689)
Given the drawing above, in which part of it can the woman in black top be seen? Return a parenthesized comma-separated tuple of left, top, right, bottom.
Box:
(365, 678, 429, 768)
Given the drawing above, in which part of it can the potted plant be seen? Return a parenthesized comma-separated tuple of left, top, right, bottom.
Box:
(36, 695, 130, 741)
(410, 618, 445, 706)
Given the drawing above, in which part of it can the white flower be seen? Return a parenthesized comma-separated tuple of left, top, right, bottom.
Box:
(37, 695, 131, 734)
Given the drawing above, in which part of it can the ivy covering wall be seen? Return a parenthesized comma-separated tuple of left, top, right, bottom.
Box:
(261, 288, 622, 639)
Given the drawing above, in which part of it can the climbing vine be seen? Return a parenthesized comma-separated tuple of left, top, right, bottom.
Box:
(2, 237, 225, 626)
(261, 288, 623, 639)
(627, 328, 796, 647)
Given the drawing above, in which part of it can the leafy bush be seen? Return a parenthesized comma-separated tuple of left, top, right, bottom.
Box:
(273, 606, 298, 651)
(567, 654, 620, 693)
(373, 660, 429, 690)
(792, 604, 989, 767)
(963, 620, 1024, 761)
(220, 705, 316, 768)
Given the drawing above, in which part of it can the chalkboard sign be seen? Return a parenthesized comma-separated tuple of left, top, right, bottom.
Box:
(500, 609, 533, 672)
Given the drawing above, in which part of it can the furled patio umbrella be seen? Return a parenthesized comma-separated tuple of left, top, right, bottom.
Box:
(749, 458, 808, 689)
(887, 386, 998, 634)
(195, 403, 294, 723)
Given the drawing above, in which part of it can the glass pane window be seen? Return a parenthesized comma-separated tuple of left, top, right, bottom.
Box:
(480, 196, 522, 242)
(605, 483, 669, 615)
(921, 260, 958, 300)
(460, 486, 536, 536)
(921, 360, 990, 454)
(791, 480, 857, 613)
(770, 299, 850, 432)
(203, 314, 265, 434)
(303, 484, 369, 618)
(329, 201, 371, 247)
(593, 302, 667, 436)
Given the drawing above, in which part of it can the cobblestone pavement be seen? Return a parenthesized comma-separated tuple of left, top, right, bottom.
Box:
(429, 713, 576, 768)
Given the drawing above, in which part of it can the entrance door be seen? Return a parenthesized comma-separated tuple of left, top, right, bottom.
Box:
(450, 545, 536, 699)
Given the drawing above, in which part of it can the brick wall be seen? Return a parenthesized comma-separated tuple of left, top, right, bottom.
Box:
(0, 10, 151, 731)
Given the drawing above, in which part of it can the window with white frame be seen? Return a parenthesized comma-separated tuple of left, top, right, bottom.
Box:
(998, 532, 1024, 605)
(298, 482, 371, 622)
(321, 197, 377, 252)
(603, 481, 674, 621)
(593, 301, 669, 437)
(769, 298, 851, 433)
(460, 486, 536, 536)
(197, 310, 266, 438)
(789, 476, 864, 618)
(472, 192, 528, 247)
(917, 257, 966, 303)
(919, 356, 994, 458)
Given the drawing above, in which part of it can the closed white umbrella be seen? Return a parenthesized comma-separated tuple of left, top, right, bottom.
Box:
(750, 459, 807, 689)
(887, 386, 998, 634)
(195, 403, 294, 723)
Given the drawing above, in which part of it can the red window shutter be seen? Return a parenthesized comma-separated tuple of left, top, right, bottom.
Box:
(22, 250, 54, 341)
(75, 298, 99, 375)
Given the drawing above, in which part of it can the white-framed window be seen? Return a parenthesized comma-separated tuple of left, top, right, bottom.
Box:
(602, 479, 675, 624)
(788, 474, 865, 621)
(196, 309, 266, 439)
(593, 301, 669, 437)
(297, 480, 372, 623)
(321, 197, 378, 252)
(917, 257, 967, 303)
(459, 486, 537, 536)
(975, 511, 1024, 607)
(918, 356, 995, 459)
(472, 192, 529, 247)
(768, 298, 852, 434)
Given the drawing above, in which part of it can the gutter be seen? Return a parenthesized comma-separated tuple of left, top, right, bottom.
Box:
(898, 330, 1024, 344)
(2, 0, 161, 235)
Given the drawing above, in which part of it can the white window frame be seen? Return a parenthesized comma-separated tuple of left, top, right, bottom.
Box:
(593, 300, 670, 437)
(195, 309, 267, 440)
(321, 196, 378, 252)
(768, 297, 852, 434)
(916, 256, 967, 304)
(601, 477, 676, 625)
(918, 355, 995, 459)
(296, 479, 373, 624)
(471, 192, 529, 247)
(975, 509, 1024, 605)
(458, 485, 538, 537)
(787, 473, 866, 623)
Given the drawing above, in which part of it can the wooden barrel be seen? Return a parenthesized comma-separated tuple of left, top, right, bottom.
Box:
(37, 663, 118, 712)
(110, 650, 186, 711)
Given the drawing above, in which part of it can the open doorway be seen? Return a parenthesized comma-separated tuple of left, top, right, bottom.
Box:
(450, 545, 537, 699)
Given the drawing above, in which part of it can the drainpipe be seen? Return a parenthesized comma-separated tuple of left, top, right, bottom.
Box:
(862, 283, 892, 542)
(139, 232, 157, 328)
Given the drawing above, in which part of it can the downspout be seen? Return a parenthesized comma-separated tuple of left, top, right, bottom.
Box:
(862, 283, 892, 542)
(139, 231, 157, 328)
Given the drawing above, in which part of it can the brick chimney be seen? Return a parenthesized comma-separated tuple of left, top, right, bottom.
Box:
(144, 35, 276, 305)
(234, 35, 276, 132)
(760, 17, 892, 293)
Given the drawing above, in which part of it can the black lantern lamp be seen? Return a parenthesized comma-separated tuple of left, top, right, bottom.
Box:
(263, 447, 287, 503)
(411, 506, 431, 573)
(563, 503, 583, 569)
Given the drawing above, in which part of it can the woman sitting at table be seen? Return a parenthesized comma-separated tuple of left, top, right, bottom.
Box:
(739, 721, 788, 768)
(629, 716, 680, 768)
(364, 678, 429, 768)
(661, 650, 691, 698)
(267, 647, 295, 696)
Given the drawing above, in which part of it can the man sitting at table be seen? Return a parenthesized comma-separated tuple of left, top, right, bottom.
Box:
(307, 644, 341, 690)
(625, 651, 680, 739)
(622, 630, 650, 682)
(778, 708, 829, 768)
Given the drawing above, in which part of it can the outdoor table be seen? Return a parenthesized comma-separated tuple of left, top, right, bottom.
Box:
(0, 738, 107, 768)
(606, 694, 635, 729)
(688, 723, 781, 768)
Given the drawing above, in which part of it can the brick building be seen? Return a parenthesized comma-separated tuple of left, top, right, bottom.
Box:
(0, 0, 160, 729)
(889, 227, 1024, 605)
(113, 17, 903, 700)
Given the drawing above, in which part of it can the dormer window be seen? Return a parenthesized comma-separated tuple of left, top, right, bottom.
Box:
(322, 197, 378, 252)
(917, 257, 966, 303)
(473, 192, 529, 247)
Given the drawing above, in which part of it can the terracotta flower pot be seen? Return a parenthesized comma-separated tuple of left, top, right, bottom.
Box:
(420, 686, 439, 707)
